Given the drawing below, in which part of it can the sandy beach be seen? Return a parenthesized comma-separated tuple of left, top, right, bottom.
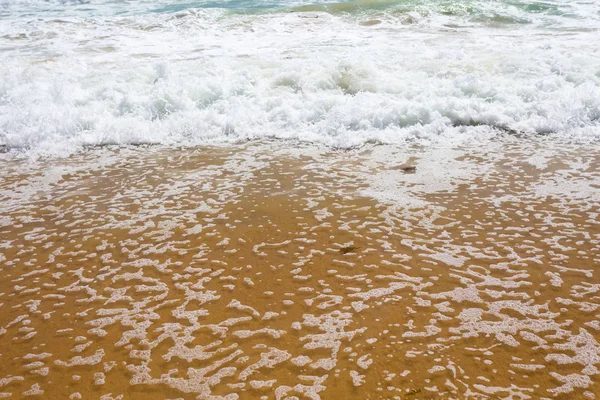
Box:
(0, 136, 598, 398)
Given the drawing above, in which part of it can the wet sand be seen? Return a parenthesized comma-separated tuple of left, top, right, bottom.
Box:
(0, 137, 599, 399)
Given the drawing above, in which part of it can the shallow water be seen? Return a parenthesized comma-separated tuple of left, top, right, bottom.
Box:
(1, 0, 600, 397)
(0, 137, 599, 398)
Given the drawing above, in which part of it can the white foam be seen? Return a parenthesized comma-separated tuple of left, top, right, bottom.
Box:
(1, 3, 599, 157)
(350, 370, 365, 387)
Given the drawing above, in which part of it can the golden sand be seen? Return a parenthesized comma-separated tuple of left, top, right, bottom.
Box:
(0, 138, 599, 399)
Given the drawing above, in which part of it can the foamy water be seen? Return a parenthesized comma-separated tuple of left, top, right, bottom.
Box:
(1, 1, 600, 398)
(0, 137, 599, 398)
(1, 0, 599, 156)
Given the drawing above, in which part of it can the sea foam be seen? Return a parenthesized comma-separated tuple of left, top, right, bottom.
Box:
(0, 1, 599, 156)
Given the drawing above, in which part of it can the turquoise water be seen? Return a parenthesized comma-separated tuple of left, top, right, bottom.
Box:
(0, 0, 590, 21)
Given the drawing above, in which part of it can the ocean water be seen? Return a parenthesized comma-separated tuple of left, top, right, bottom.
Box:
(0, 0, 599, 156)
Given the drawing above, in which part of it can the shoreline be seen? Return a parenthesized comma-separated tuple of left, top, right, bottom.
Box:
(0, 137, 599, 398)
